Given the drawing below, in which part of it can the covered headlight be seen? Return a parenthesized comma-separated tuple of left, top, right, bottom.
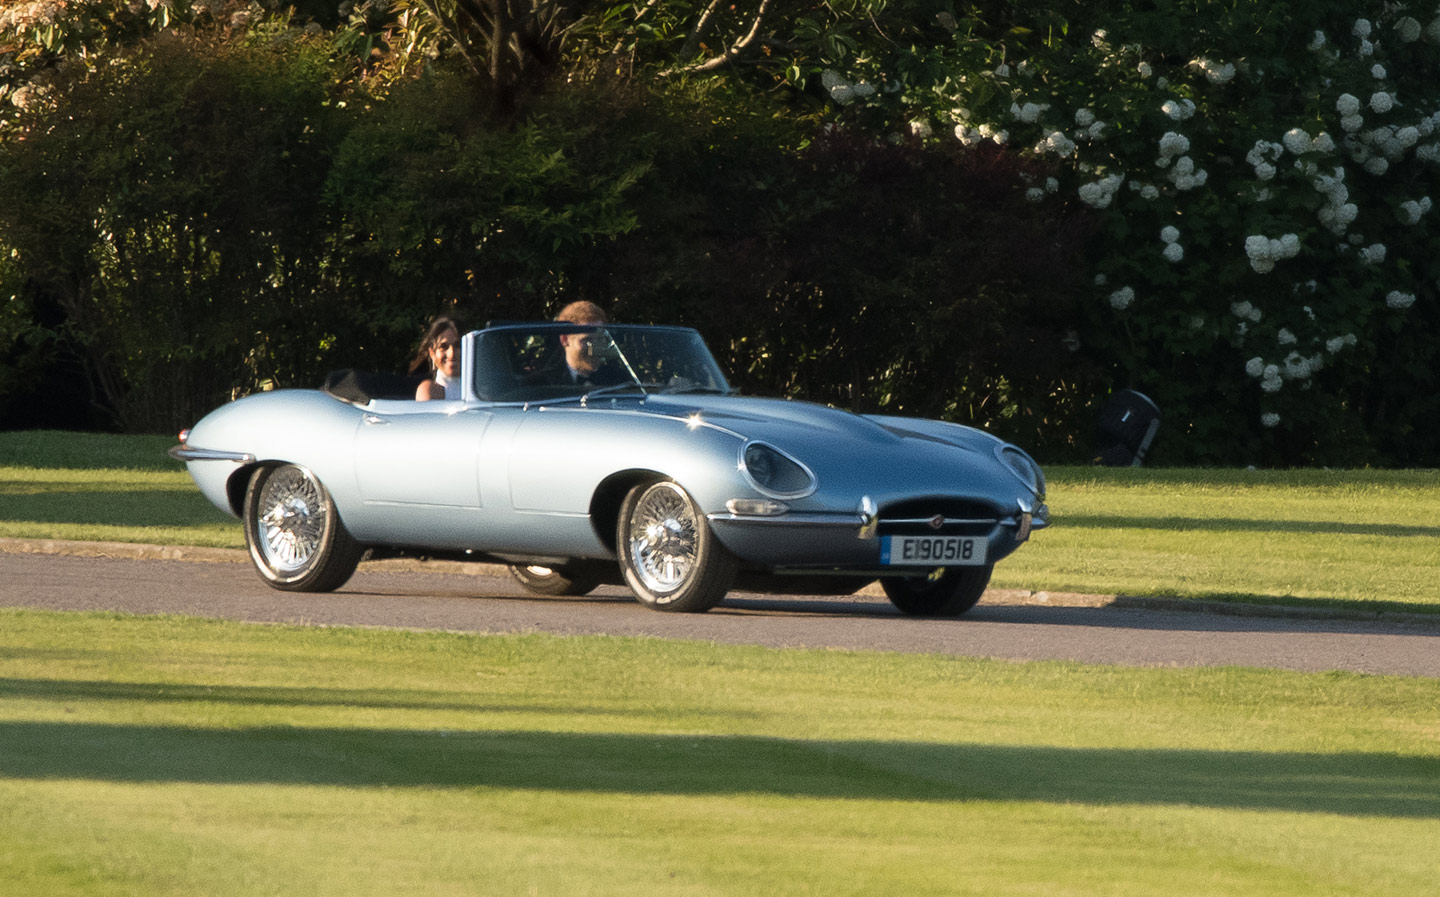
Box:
(739, 441, 816, 498)
(997, 445, 1046, 500)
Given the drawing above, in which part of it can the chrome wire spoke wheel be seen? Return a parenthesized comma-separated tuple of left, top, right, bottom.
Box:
(626, 481, 700, 595)
(255, 466, 327, 573)
(243, 462, 362, 593)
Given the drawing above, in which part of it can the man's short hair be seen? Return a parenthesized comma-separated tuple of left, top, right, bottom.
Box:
(554, 300, 608, 325)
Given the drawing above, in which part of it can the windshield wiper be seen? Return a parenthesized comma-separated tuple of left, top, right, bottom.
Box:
(660, 384, 729, 395)
(580, 382, 647, 404)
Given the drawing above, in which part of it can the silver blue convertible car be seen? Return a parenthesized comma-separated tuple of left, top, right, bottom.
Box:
(171, 322, 1048, 615)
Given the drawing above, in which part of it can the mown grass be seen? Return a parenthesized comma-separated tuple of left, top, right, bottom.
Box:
(2, 608, 1438, 897)
(3, 430, 1438, 610)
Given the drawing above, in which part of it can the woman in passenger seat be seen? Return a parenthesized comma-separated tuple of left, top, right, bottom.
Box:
(409, 316, 461, 401)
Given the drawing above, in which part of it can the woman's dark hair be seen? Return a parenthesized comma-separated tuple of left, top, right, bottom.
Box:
(408, 316, 461, 374)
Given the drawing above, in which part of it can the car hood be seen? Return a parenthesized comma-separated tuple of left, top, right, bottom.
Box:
(639, 393, 996, 450)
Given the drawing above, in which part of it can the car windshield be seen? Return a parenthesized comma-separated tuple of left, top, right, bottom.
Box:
(470, 324, 732, 403)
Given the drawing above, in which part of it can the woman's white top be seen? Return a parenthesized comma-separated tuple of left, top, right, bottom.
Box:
(434, 369, 456, 398)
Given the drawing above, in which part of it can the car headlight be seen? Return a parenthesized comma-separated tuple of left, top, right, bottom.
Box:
(739, 441, 816, 499)
(997, 445, 1046, 500)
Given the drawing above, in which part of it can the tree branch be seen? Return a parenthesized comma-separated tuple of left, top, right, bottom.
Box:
(665, 0, 772, 76)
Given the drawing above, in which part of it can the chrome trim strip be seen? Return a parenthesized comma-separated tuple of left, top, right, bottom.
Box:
(168, 446, 256, 463)
(707, 512, 863, 527)
(884, 517, 999, 526)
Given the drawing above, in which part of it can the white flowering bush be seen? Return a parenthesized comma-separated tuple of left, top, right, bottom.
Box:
(790, 0, 1440, 463)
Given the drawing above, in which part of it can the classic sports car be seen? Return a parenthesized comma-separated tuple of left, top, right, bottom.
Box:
(171, 322, 1048, 615)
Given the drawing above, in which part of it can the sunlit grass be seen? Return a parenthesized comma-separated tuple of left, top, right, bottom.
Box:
(1, 609, 1438, 897)
(994, 466, 1440, 610)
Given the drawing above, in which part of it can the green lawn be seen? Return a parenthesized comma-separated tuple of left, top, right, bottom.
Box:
(2, 609, 1437, 897)
(2, 430, 1438, 610)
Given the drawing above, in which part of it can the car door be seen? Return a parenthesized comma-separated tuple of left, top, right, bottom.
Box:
(349, 401, 493, 545)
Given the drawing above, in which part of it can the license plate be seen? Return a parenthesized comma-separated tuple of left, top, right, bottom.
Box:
(881, 535, 986, 566)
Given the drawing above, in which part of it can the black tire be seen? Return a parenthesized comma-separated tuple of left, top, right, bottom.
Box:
(617, 479, 736, 612)
(508, 563, 604, 597)
(243, 463, 363, 592)
(881, 565, 993, 617)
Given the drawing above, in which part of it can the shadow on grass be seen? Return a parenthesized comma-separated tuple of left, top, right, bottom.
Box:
(0, 431, 176, 471)
(0, 489, 232, 529)
(1058, 514, 1440, 540)
(1, 715, 1436, 819)
(0, 676, 757, 721)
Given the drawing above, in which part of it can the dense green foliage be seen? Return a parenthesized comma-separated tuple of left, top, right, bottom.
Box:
(2, 1, 1438, 464)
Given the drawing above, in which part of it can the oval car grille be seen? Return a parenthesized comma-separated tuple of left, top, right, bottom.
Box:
(876, 498, 1001, 537)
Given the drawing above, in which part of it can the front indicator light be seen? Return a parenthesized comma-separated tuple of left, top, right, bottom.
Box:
(1016, 512, 1033, 543)
(726, 498, 789, 517)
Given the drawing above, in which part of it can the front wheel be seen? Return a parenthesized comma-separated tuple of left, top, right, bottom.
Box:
(617, 479, 736, 612)
(243, 463, 363, 592)
(882, 565, 992, 617)
(508, 563, 604, 597)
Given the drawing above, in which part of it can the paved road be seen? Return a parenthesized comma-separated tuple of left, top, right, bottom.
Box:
(3, 549, 1437, 677)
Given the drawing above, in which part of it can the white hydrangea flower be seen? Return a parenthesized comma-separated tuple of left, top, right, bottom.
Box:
(1283, 351, 1311, 378)
(1283, 128, 1313, 154)
(1427, 16, 1440, 43)
(1231, 300, 1255, 318)
(993, 63, 1011, 78)
(1038, 130, 1076, 157)
(1254, 162, 1277, 181)
(1396, 17, 1423, 42)
(1354, 19, 1373, 39)
(1359, 243, 1387, 264)
(1046, 177, 1060, 193)
(1109, 286, 1135, 310)
(1163, 242, 1184, 263)
(1358, 38, 1375, 57)
(1075, 108, 1096, 127)
(1245, 356, 1265, 377)
(1326, 336, 1346, 353)
(1261, 373, 1283, 392)
(1026, 187, 1045, 203)
(1399, 198, 1430, 223)
(1137, 61, 1153, 78)
(1365, 156, 1390, 175)
(1012, 101, 1050, 123)
(1161, 98, 1197, 121)
(1341, 113, 1366, 132)
(821, 70, 856, 104)
(1094, 273, 1108, 286)
(1157, 131, 1190, 159)
(1140, 184, 1160, 200)
(1086, 120, 1108, 140)
(1277, 328, 1297, 345)
(1336, 93, 1362, 115)
(1372, 64, 1388, 79)
(1370, 92, 1395, 114)
(1191, 58, 1236, 84)
(909, 119, 933, 139)
(1160, 226, 1180, 243)
(1261, 412, 1281, 427)
(1386, 290, 1416, 309)
(1312, 132, 1336, 153)
(1156, 76, 1170, 89)
(1308, 30, 1327, 51)
(1345, 333, 1357, 346)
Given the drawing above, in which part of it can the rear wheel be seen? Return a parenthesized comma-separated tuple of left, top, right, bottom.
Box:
(882, 565, 992, 617)
(617, 479, 736, 612)
(508, 563, 604, 597)
(243, 464, 363, 592)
